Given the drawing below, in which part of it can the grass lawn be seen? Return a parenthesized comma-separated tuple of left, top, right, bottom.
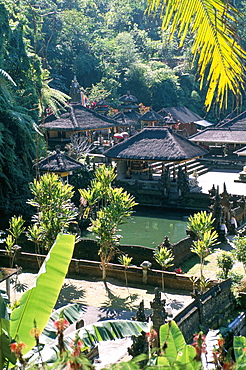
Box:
(180, 239, 244, 280)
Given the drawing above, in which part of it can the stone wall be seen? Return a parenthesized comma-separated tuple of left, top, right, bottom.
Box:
(174, 279, 234, 342)
(0, 249, 196, 291)
(74, 236, 194, 269)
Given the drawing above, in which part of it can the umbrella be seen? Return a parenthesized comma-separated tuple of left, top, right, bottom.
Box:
(121, 132, 129, 138)
(114, 133, 124, 139)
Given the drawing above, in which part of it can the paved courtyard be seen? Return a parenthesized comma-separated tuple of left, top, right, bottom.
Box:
(198, 169, 246, 196)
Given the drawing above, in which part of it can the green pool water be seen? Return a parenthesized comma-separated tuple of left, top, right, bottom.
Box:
(82, 206, 192, 249)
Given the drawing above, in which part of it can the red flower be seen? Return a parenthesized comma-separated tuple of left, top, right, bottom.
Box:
(54, 318, 69, 333)
(71, 339, 84, 357)
(30, 327, 41, 339)
(175, 268, 183, 274)
(192, 332, 206, 360)
(218, 338, 225, 348)
(10, 341, 26, 357)
(146, 328, 158, 344)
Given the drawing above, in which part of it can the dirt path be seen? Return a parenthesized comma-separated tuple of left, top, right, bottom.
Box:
(1, 271, 193, 324)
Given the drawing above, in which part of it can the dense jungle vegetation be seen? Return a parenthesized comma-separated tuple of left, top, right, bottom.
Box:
(0, 0, 246, 217)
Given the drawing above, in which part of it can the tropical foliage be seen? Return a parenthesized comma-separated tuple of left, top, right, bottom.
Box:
(79, 165, 137, 280)
(9, 234, 75, 357)
(153, 246, 174, 291)
(147, 0, 246, 110)
(4, 216, 25, 267)
(232, 235, 246, 271)
(27, 173, 79, 251)
(187, 211, 218, 292)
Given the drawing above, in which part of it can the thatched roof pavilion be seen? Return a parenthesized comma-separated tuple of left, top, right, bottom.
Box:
(119, 93, 138, 103)
(189, 110, 246, 156)
(118, 92, 139, 112)
(104, 127, 208, 180)
(158, 106, 203, 124)
(36, 148, 83, 178)
(157, 106, 213, 136)
(43, 104, 128, 132)
(42, 104, 130, 149)
(104, 127, 207, 161)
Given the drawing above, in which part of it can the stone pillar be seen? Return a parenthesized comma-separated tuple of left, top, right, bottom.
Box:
(140, 261, 152, 284)
(116, 160, 127, 180)
(150, 287, 168, 347)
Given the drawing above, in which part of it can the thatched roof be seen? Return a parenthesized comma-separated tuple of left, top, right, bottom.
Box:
(218, 111, 246, 129)
(219, 111, 246, 127)
(158, 106, 203, 124)
(42, 104, 128, 132)
(118, 103, 139, 110)
(119, 93, 138, 103)
(95, 99, 109, 107)
(112, 112, 137, 125)
(190, 128, 246, 144)
(124, 111, 142, 120)
(36, 149, 83, 173)
(104, 127, 208, 161)
(140, 109, 163, 122)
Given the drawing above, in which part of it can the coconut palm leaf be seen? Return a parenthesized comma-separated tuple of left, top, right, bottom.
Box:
(147, 0, 246, 110)
(10, 233, 75, 355)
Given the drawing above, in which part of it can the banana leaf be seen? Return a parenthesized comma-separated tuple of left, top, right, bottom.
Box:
(175, 345, 199, 370)
(159, 321, 186, 364)
(0, 295, 16, 368)
(10, 233, 75, 355)
(41, 303, 83, 343)
(32, 319, 148, 364)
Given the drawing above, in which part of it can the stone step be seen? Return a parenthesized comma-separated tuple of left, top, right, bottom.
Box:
(150, 159, 210, 177)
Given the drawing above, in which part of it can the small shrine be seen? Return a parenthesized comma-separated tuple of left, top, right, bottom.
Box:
(36, 147, 83, 179)
(94, 99, 109, 115)
(140, 108, 163, 127)
(118, 92, 139, 113)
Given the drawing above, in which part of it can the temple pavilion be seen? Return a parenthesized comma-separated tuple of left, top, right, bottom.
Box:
(104, 127, 207, 181)
(42, 104, 130, 149)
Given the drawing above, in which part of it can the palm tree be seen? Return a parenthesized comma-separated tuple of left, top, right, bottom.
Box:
(79, 165, 137, 281)
(154, 246, 174, 291)
(118, 254, 133, 288)
(188, 211, 218, 292)
(147, 0, 246, 110)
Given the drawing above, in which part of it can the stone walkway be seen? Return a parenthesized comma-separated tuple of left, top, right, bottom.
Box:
(198, 169, 246, 196)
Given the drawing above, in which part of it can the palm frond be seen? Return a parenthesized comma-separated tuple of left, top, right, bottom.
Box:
(0, 69, 16, 86)
(147, 0, 246, 110)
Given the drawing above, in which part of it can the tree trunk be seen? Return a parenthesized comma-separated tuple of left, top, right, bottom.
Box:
(162, 268, 164, 291)
(124, 269, 128, 287)
(102, 264, 107, 281)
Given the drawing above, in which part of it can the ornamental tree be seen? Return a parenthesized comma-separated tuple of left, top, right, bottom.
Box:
(233, 235, 246, 272)
(79, 164, 137, 281)
(154, 246, 174, 291)
(187, 211, 218, 292)
(27, 173, 78, 251)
